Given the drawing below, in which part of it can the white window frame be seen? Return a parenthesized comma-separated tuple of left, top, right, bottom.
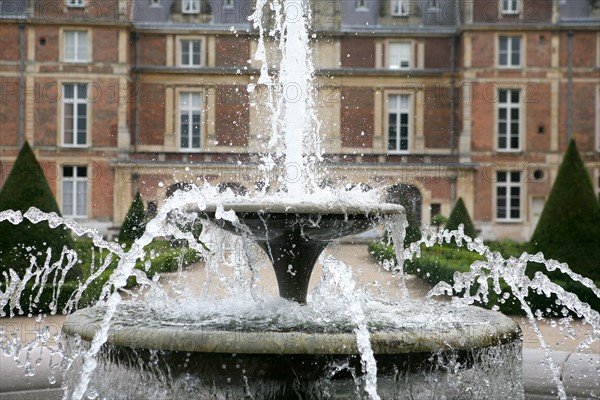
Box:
(501, 0, 519, 14)
(66, 0, 85, 7)
(62, 83, 89, 147)
(179, 39, 202, 67)
(63, 30, 89, 63)
(498, 36, 521, 68)
(62, 165, 88, 218)
(179, 92, 203, 151)
(182, 0, 200, 14)
(497, 89, 521, 152)
(387, 42, 411, 69)
(391, 0, 409, 16)
(387, 94, 411, 154)
(496, 171, 522, 222)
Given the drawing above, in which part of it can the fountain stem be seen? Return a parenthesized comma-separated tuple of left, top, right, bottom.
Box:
(257, 238, 327, 304)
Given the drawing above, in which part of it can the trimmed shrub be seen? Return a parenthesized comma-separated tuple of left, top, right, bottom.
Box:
(530, 140, 600, 281)
(118, 191, 147, 243)
(0, 142, 75, 279)
(444, 198, 476, 238)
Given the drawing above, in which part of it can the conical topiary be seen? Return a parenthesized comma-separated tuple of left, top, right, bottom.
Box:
(530, 140, 600, 281)
(445, 198, 476, 238)
(0, 142, 74, 278)
(118, 191, 147, 243)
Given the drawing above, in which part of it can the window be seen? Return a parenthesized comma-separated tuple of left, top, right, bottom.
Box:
(501, 0, 519, 14)
(62, 166, 87, 218)
(356, 0, 368, 10)
(497, 89, 521, 151)
(63, 84, 88, 146)
(66, 0, 84, 6)
(427, 0, 439, 11)
(498, 36, 521, 67)
(496, 171, 521, 221)
(182, 0, 200, 13)
(224, 0, 234, 10)
(388, 43, 411, 69)
(387, 94, 410, 153)
(150, 0, 161, 7)
(63, 31, 88, 63)
(180, 40, 201, 67)
(179, 92, 202, 150)
(391, 0, 409, 16)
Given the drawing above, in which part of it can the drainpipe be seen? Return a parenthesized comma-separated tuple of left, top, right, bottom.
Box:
(449, 34, 457, 156)
(134, 31, 140, 152)
(19, 22, 25, 148)
(567, 30, 573, 143)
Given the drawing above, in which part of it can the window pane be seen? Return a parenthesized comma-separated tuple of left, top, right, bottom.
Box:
(511, 90, 520, 103)
(499, 122, 507, 134)
(63, 166, 74, 177)
(62, 181, 73, 216)
(64, 33, 75, 60)
(64, 84, 74, 99)
(77, 32, 88, 60)
(499, 108, 507, 120)
(497, 172, 507, 182)
(511, 172, 520, 182)
(180, 114, 189, 147)
(77, 84, 87, 99)
(77, 167, 87, 177)
(64, 104, 74, 144)
(76, 180, 87, 216)
(499, 90, 507, 103)
(499, 38, 507, 52)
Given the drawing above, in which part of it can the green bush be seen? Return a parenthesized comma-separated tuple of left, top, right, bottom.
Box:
(444, 198, 476, 238)
(369, 241, 600, 316)
(118, 191, 147, 243)
(530, 140, 600, 281)
(0, 142, 76, 280)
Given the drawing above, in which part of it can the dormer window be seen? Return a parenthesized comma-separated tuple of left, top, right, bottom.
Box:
(66, 0, 85, 6)
(183, 0, 200, 14)
(501, 0, 519, 14)
(356, 0, 368, 11)
(391, 0, 409, 16)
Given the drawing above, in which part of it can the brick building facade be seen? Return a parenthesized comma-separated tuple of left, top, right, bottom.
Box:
(1, 0, 599, 241)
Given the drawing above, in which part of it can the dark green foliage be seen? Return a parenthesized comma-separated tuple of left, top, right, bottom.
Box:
(368, 241, 600, 316)
(118, 191, 147, 243)
(530, 140, 600, 281)
(0, 142, 74, 278)
(445, 198, 476, 238)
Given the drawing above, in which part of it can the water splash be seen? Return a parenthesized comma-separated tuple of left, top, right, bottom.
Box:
(394, 224, 600, 400)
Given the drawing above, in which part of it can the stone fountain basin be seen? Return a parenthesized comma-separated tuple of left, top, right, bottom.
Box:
(63, 301, 520, 355)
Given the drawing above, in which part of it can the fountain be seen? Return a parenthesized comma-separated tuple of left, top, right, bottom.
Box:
(1, 0, 598, 399)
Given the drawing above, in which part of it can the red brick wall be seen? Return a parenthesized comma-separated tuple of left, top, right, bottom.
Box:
(470, 83, 494, 151)
(424, 37, 452, 69)
(526, 32, 552, 68)
(139, 34, 166, 66)
(0, 78, 20, 147)
(340, 87, 374, 148)
(34, 79, 59, 147)
(560, 32, 598, 68)
(215, 36, 249, 67)
(138, 83, 165, 145)
(558, 83, 598, 152)
(525, 83, 551, 152)
(470, 32, 494, 68)
(424, 87, 451, 148)
(215, 85, 249, 146)
(91, 78, 119, 147)
(340, 37, 375, 68)
(93, 27, 119, 63)
(0, 24, 20, 61)
(90, 160, 113, 219)
(36, 26, 59, 62)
